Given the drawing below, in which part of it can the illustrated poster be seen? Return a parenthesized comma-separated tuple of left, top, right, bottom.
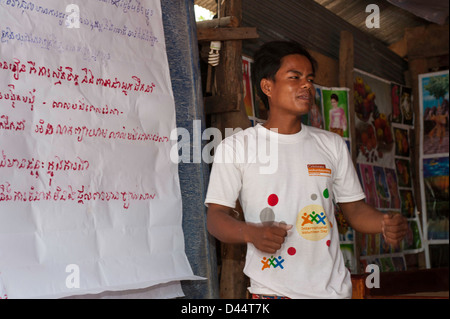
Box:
(354, 70, 422, 271)
(418, 70, 449, 268)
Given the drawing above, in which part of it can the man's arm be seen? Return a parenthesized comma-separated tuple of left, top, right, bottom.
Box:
(206, 203, 292, 254)
(339, 199, 408, 247)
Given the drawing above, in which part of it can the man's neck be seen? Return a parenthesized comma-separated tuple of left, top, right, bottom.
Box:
(262, 116, 303, 134)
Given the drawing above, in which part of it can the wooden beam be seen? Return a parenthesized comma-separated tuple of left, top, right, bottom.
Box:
(351, 274, 368, 299)
(405, 24, 449, 59)
(197, 27, 259, 42)
(389, 36, 408, 59)
(196, 16, 239, 29)
(339, 30, 363, 276)
(339, 31, 355, 163)
(204, 94, 241, 114)
(210, 0, 251, 300)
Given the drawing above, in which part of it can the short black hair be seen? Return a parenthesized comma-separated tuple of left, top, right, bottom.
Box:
(253, 41, 317, 110)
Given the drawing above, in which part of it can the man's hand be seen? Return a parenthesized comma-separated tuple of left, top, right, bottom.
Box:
(206, 204, 292, 254)
(245, 222, 293, 254)
(382, 212, 408, 248)
(340, 200, 409, 248)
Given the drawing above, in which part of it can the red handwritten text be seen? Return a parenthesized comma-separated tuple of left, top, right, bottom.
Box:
(0, 182, 156, 209)
(34, 119, 169, 143)
(0, 150, 90, 186)
(52, 99, 123, 116)
(0, 58, 156, 96)
(0, 84, 35, 111)
(0, 114, 26, 132)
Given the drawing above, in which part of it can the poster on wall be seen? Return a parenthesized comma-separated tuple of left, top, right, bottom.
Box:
(322, 88, 349, 138)
(354, 70, 394, 167)
(303, 85, 347, 137)
(242, 56, 255, 118)
(242, 56, 267, 126)
(0, 0, 198, 298)
(307, 85, 325, 129)
(421, 157, 449, 240)
(353, 70, 423, 272)
(418, 70, 449, 268)
(420, 71, 449, 155)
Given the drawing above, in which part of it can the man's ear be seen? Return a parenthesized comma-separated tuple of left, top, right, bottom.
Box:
(260, 78, 272, 97)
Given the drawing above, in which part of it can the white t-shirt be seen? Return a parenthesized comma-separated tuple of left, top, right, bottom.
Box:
(205, 124, 365, 298)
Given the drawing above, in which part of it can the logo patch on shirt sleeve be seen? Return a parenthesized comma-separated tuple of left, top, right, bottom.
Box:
(307, 164, 331, 177)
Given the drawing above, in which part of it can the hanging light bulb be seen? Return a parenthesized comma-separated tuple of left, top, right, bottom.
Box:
(208, 41, 221, 67)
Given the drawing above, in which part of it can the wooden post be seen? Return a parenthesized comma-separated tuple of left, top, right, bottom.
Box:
(339, 30, 362, 274)
(351, 274, 368, 299)
(210, 0, 251, 299)
(196, 16, 239, 29)
(339, 31, 356, 164)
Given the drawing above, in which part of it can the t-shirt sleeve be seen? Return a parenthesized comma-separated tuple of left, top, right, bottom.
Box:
(204, 139, 242, 208)
(333, 137, 366, 203)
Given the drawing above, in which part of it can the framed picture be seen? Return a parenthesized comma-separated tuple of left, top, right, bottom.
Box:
(419, 70, 449, 156)
(418, 70, 449, 268)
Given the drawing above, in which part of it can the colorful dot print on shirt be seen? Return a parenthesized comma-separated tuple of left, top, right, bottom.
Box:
(259, 194, 287, 270)
(259, 194, 278, 223)
(258, 192, 331, 271)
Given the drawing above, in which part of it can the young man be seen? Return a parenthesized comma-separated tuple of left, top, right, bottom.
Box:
(205, 41, 407, 299)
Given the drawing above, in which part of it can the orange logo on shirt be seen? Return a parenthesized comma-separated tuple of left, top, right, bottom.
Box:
(307, 164, 331, 177)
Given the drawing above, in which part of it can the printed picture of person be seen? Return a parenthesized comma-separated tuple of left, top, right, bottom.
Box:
(428, 101, 448, 145)
(373, 166, 390, 209)
(329, 93, 347, 137)
(391, 84, 402, 124)
(359, 164, 379, 207)
(323, 89, 349, 138)
(421, 72, 449, 154)
(385, 168, 401, 209)
(400, 190, 415, 218)
(394, 127, 410, 157)
(395, 158, 412, 188)
(401, 87, 413, 125)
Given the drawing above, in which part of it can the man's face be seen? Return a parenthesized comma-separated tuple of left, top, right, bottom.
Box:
(262, 54, 315, 117)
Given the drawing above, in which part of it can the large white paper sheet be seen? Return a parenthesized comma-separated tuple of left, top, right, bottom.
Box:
(0, 0, 198, 298)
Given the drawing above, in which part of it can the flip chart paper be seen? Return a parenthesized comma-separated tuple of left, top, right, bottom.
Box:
(0, 0, 198, 298)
